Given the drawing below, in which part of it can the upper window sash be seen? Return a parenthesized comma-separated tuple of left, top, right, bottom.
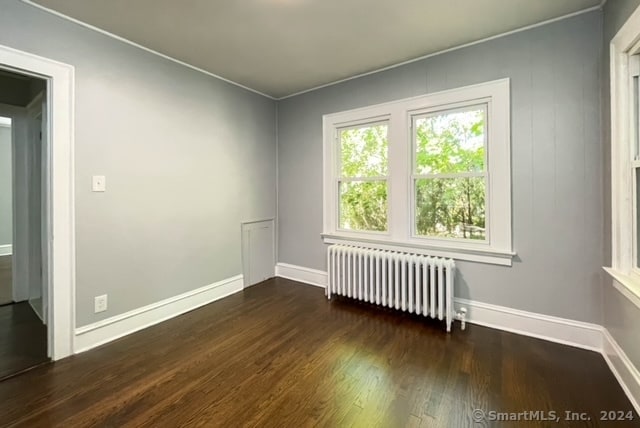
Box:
(336, 119, 389, 180)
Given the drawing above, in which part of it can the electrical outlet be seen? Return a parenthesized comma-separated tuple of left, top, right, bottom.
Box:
(92, 175, 106, 192)
(94, 294, 108, 313)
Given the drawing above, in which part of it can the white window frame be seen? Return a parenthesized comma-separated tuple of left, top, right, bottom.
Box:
(605, 3, 640, 309)
(322, 79, 513, 266)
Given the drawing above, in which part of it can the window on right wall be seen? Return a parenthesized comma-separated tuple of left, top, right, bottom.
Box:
(631, 54, 640, 270)
(606, 4, 640, 304)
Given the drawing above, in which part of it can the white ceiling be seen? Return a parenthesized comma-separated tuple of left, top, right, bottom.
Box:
(28, 0, 601, 98)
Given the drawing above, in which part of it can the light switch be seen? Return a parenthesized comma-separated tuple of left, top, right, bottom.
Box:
(92, 175, 106, 192)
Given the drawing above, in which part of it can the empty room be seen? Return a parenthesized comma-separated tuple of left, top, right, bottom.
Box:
(0, 0, 639, 426)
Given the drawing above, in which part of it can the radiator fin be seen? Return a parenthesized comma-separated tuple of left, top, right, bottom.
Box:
(327, 245, 456, 332)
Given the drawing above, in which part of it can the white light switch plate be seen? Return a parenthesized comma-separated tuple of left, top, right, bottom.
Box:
(92, 175, 106, 192)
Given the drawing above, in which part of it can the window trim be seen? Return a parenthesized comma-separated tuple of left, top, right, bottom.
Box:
(606, 3, 640, 307)
(322, 79, 513, 266)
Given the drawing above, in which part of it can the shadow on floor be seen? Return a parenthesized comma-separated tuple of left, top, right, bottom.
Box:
(0, 301, 49, 380)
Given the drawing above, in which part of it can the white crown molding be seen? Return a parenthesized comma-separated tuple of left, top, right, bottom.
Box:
(278, 5, 604, 100)
(19, 0, 276, 100)
(21, 0, 602, 101)
(74, 274, 244, 353)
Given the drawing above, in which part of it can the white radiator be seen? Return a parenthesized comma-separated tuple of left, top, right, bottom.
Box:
(326, 244, 458, 332)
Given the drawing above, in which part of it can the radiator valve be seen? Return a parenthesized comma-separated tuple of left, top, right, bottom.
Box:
(456, 308, 467, 330)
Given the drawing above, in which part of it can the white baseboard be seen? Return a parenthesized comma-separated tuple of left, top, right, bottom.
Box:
(454, 297, 603, 352)
(274, 263, 601, 351)
(275, 262, 640, 411)
(602, 330, 640, 415)
(74, 274, 244, 353)
(0, 244, 12, 256)
(275, 263, 327, 288)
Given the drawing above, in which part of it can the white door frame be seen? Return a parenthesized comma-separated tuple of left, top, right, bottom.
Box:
(0, 44, 75, 360)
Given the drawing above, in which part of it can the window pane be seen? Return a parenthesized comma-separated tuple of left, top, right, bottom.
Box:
(339, 180, 387, 231)
(340, 123, 388, 177)
(637, 170, 640, 268)
(415, 107, 485, 174)
(415, 177, 486, 240)
(634, 75, 639, 160)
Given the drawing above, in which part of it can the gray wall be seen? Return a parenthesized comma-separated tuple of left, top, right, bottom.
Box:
(0, 0, 277, 326)
(602, 0, 640, 369)
(278, 11, 603, 324)
(0, 125, 11, 246)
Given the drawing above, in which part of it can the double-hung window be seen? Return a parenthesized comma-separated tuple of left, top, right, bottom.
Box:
(607, 4, 640, 306)
(631, 54, 640, 271)
(337, 121, 389, 232)
(412, 104, 488, 241)
(323, 79, 512, 265)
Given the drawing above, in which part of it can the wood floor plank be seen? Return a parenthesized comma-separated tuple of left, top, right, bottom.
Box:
(0, 277, 637, 427)
(0, 301, 48, 381)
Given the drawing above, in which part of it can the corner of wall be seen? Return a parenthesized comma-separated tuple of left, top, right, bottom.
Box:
(274, 100, 280, 264)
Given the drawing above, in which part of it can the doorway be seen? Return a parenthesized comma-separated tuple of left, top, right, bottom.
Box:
(0, 69, 49, 379)
(0, 44, 75, 362)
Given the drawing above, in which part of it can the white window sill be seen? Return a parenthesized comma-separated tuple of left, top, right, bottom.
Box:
(322, 234, 515, 266)
(603, 267, 640, 310)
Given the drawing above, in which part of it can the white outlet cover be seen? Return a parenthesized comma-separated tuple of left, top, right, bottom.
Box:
(92, 175, 106, 192)
(94, 294, 108, 313)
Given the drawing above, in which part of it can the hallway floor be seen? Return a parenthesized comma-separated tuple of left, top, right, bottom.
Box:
(0, 301, 48, 380)
(0, 256, 11, 305)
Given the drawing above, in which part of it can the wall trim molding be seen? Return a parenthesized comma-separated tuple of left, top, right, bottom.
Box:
(20, 0, 276, 100)
(453, 297, 603, 352)
(275, 263, 327, 288)
(603, 329, 640, 415)
(20, 0, 602, 101)
(0, 244, 12, 256)
(274, 262, 602, 350)
(74, 274, 244, 353)
(279, 5, 604, 100)
(275, 262, 639, 411)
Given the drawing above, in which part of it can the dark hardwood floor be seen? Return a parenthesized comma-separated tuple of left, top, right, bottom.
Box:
(0, 255, 12, 305)
(0, 301, 49, 381)
(0, 277, 635, 427)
